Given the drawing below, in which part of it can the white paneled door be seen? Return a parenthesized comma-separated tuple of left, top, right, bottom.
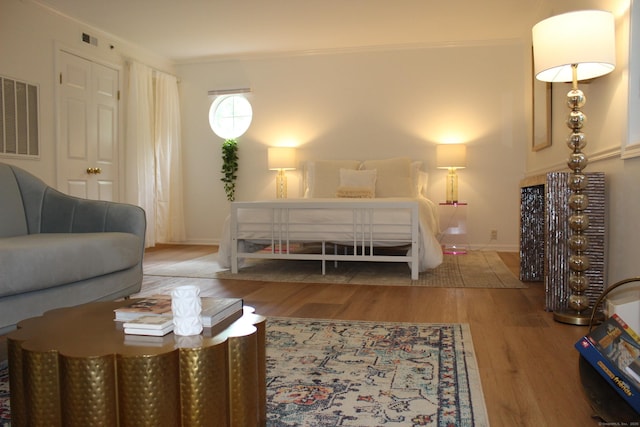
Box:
(57, 50, 119, 201)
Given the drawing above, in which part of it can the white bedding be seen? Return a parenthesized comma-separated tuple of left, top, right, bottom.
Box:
(218, 196, 443, 273)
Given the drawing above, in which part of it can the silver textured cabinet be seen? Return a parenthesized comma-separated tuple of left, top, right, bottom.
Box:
(520, 172, 605, 312)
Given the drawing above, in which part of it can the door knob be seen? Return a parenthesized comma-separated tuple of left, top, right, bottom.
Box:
(86, 167, 102, 174)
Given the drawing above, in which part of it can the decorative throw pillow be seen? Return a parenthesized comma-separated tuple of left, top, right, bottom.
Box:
(335, 168, 377, 198)
(336, 186, 375, 198)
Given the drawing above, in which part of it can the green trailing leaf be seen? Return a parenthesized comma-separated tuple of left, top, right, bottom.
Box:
(220, 139, 239, 201)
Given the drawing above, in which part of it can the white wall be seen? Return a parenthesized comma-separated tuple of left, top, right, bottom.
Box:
(1, 0, 529, 252)
(177, 42, 528, 249)
(0, 0, 174, 183)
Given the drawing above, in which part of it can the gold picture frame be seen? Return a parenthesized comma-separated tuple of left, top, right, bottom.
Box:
(532, 77, 552, 151)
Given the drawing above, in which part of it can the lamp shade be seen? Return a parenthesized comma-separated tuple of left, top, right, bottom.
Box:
(436, 144, 467, 169)
(532, 10, 616, 83)
(267, 147, 297, 170)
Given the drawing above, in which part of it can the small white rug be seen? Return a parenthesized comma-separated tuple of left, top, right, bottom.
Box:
(144, 255, 227, 277)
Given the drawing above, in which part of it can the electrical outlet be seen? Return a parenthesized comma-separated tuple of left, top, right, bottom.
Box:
(490, 229, 498, 240)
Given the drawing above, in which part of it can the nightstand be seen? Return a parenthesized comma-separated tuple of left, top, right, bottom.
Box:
(438, 202, 468, 255)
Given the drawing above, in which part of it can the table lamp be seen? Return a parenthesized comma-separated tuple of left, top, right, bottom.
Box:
(268, 147, 297, 198)
(436, 144, 467, 203)
(532, 10, 615, 325)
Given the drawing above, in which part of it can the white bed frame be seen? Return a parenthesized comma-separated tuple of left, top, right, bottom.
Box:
(230, 200, 420, 280)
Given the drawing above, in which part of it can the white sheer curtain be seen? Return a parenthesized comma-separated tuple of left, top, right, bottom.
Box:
(125, 62, 156, 245)
(125, 61, 185, 247)
(154, 72, 186, 243)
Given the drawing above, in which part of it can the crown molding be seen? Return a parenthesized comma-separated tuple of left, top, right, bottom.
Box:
(176, 38, 525, 65)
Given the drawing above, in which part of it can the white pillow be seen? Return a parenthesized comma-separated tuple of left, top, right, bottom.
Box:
(306, 160, 361, 198)
(417, 170, 429, 198)
(361, 157, 413, 197)
(339, 168, 377, 193)
(411, 161, 423, 197)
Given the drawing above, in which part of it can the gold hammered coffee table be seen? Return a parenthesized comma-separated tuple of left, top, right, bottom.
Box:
(7, 300, 266, 427)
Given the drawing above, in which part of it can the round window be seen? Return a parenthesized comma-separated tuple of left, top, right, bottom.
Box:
(208, 95, 253, 139)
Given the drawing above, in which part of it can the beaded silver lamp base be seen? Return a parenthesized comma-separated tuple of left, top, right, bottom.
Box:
(545, 172, 605, 324)
(519, 171, 605, 317)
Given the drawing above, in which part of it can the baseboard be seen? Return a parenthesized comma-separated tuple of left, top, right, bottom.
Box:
(467, 243, 518, 252)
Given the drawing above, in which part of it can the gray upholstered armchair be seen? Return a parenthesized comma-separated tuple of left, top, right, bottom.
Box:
(0, 162, 146, 334)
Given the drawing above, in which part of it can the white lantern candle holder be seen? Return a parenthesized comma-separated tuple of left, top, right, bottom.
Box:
(171, 285, 203, 336)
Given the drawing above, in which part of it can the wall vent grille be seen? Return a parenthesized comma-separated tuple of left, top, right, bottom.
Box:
(0, 75, 39, 158)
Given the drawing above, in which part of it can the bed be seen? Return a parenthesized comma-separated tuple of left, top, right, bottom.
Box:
(217, 157, 443, 280)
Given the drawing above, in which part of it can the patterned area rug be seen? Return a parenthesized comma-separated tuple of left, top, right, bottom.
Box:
(0, 319, 488, 426)
(212, 250, 524, 288)
(266, 318, 488, 426)
(145, 250, 523, 288)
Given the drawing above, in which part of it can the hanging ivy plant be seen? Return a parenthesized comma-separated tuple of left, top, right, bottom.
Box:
(220, 138, 239, 201)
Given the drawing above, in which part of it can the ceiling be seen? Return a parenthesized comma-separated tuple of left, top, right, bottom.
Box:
(31, 0, 547, 62)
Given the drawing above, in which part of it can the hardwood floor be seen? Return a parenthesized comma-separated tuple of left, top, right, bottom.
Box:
(140, 245, 602, 427)
(1, 245, 603, 426)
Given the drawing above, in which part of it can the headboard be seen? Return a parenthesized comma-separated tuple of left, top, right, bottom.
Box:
(303, 157, 428, 199)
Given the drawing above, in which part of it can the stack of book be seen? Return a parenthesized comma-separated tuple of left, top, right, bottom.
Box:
(114, 295, 244, 334)
(123, 315, 174, 336)
(575, 313, 640, 413)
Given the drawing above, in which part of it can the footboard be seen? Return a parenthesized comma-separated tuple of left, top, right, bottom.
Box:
(230, 200, 420, 280)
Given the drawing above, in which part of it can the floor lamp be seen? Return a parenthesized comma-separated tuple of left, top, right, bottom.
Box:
(532, 10, 616, 325)
(267, 147, 297, 198)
